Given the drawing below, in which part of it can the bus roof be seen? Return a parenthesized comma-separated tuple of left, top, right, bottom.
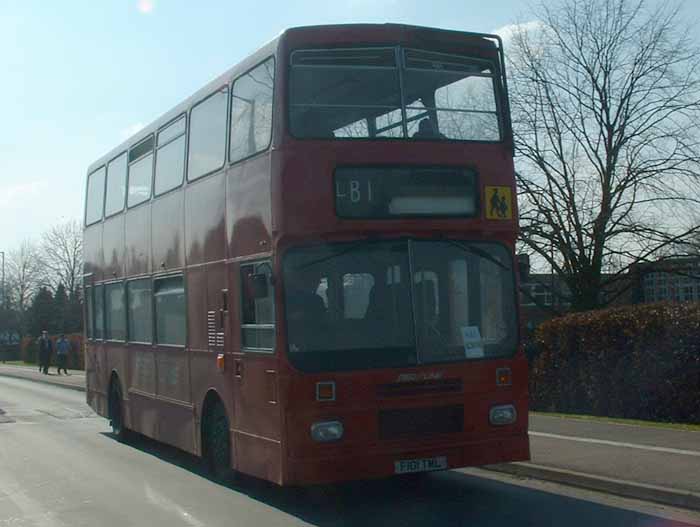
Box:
(86, 23, 501, 174)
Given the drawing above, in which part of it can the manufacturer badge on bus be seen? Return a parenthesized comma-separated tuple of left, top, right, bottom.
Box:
(396, 372, 444, 383)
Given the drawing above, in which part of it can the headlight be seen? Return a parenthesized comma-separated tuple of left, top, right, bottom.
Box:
(310, 420, 344, 442)
(489, 404, 517, 425)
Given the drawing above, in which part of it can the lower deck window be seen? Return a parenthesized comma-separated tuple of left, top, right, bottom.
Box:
(85, 286, 94, 339)
(104, 283, 126, 341)
(94, 285, 105, 340)
(128, 279, 153, 343)
(154, 276, 185, 346)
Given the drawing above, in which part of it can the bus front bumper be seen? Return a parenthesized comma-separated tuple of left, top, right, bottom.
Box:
(285, 432, 530, 486)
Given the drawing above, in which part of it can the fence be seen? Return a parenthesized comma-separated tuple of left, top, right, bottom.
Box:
(0, 344, 20, 362)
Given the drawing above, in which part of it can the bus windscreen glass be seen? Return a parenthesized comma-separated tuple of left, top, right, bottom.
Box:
(290, 47, 500, 141)
(283, 240, 516, 372)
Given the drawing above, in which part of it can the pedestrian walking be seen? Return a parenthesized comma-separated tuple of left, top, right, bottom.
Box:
(37, 330, 53, 375)
(55, 334, 70, 375)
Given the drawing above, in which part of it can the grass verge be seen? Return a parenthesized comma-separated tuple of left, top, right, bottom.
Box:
(532, 411, 700, 432)
(0, 360, 35, 367)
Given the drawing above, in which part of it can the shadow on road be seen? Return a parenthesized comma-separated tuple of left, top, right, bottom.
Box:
(101, 431, 698, 527)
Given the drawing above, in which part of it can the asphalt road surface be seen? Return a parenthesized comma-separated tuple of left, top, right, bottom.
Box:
(1, 376, 698, 527)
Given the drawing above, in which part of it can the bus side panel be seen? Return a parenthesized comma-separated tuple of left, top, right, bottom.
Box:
(185, 173, 226, 266)
(104, 341, 128, 420)
(156, 345, 195, 454)
(85, 341, 108, 417)
(235, 431, 284, 484)
(190, 349, 235, 457)
(127, 343, 158, 438)
(152, 190, 185, 271)
(231, 352, 283, 484)
(227, 157, 272, 257)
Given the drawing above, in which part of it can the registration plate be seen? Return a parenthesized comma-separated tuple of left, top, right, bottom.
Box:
(394, 456, 448, 474)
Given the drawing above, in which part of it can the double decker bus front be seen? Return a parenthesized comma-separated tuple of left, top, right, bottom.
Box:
(274, 25, 528, 485)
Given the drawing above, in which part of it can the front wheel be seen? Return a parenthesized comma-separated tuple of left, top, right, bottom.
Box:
(108, 381, 129, 441)
(203, 401, 232, 481)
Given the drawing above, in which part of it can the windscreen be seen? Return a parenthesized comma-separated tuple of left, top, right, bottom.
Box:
(289, 47, 501, 141)
(283, 240, 516, 372)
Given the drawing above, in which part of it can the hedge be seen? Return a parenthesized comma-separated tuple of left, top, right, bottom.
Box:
(530, 302, 700, 424)
(21, 333, 85, 371)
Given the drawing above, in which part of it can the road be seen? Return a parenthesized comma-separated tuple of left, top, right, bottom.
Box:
(528, 413, 700, 494)
(1, 376, 698, 527)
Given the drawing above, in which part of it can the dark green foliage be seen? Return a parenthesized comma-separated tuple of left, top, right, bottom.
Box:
(65, 289, 83, 333)
(28, 287, 54, 337)
(530, 302, 700, 423)
(22, 283, 82, 339)
(53, 283, 67, 333)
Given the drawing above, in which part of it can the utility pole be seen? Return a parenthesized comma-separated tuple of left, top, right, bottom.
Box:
(1, 250, 4, 362)
(1, 250, 4, 308)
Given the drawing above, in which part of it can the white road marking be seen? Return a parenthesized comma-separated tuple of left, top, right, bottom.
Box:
(530, 431, 700, 457)
(145, 484, 206, 527)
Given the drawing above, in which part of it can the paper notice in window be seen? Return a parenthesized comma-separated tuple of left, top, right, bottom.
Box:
(461, 326, 484, 359)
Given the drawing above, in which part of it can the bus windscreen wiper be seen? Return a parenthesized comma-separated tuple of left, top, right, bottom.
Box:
(295, 238, 389, 270)
(441, 240, 510, 271)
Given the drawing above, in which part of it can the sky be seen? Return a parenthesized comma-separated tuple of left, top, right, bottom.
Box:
(1, 0, 699, 252)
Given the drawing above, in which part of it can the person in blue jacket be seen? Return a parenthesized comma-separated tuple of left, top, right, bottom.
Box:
(55, 334, 70, 375)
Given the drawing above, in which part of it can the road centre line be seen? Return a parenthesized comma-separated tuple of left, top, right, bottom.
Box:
(530, 431, 700, 457)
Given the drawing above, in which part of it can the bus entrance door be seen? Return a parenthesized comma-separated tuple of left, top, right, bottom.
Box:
(231, 260, 283, 483)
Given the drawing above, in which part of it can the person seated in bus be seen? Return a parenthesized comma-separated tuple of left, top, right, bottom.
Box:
(286, 267, 327, 350)
(412, 118, 445, 139)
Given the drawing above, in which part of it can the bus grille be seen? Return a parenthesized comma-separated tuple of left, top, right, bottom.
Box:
(378, 405, 464, 440)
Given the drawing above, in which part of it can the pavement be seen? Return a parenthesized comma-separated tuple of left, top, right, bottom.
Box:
(0, 363, 85, 391)
(489, 413, 700, 511)
(1, 363, 700, 516)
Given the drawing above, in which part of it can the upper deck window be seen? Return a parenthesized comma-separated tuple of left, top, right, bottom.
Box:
(155, 116, 186, 195)
(403, 50, 499, 141)
(290, 48, 401, 139)
(85, 166, 106, 226)
(105, 153, 127, 216)
(289, 47, 501, 142)
(230, 57, 275, 163)
(127, 136, 154, 207)
(188, 87, 228, 181)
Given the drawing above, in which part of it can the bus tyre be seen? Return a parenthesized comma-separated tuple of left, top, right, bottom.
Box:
(109, 380, 129, 442)
(204, 401, 232, 482)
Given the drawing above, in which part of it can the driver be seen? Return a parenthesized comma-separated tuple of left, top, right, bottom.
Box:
(285, 266, 327, 350)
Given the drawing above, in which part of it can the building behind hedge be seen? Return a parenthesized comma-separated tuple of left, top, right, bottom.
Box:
(518, 254, 700, 329)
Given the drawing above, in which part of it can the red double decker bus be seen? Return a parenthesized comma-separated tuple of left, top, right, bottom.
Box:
(83, 24, 529, 485)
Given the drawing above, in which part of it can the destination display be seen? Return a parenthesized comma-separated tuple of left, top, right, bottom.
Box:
(335, 166, 477, 218)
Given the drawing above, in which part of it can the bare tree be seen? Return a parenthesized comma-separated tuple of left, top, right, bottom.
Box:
(508, 0, 700, 310)
(39, 219, 83, 297)
(6, 240, 43, 317)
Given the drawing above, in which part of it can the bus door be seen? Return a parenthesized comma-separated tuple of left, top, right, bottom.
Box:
(231, 260, 282, 482)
